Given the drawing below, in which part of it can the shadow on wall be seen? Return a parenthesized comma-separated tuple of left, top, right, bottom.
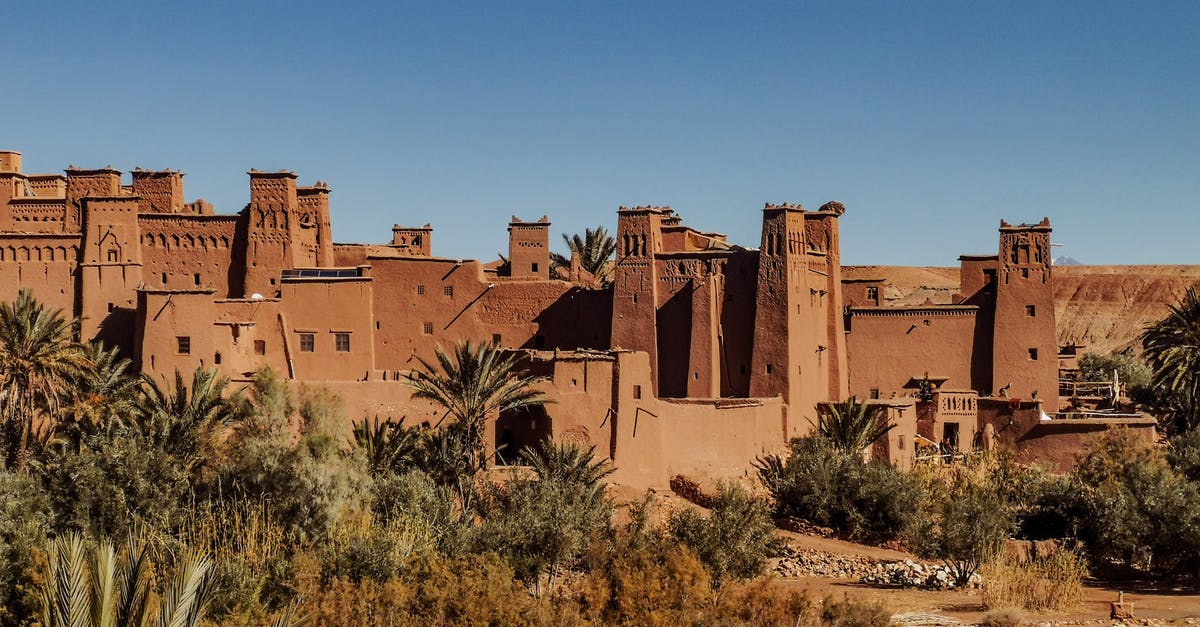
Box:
(527, 287, 613, 351)
(95, 307, 137, 357)
(656, 283, 694, 398)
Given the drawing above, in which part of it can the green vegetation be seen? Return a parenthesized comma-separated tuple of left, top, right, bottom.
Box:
(816, 397, 896, 454)
(11, 286, 1200, 623)
(550, 226, 617, 284)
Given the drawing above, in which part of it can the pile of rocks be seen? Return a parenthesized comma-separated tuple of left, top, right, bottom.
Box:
(859, 559, 982, 590)
(771, 547, 880, 579)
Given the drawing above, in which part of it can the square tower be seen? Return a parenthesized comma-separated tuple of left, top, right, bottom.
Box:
(992, 218, 1058, 411)
(507, 215, 550, 279)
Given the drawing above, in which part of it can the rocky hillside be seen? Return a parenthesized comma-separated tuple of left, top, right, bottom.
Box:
(843, 265, 1200, 355)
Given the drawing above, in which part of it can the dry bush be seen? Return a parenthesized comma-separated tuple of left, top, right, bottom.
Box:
(819, 594, 892, 627)
(980, 607, 1025, 627)
(982, 545, 1087, 611)
(709, 579, 820, 626)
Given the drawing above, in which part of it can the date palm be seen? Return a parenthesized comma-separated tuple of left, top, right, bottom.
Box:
(58, 342, 142, 449)
(136, 367, 245, 472)
(405, 342, 548, 506)
(0, 289, 88, 470)
(816, 397, 895, 453)
(39, 531, 214, 627)
(1142, 287, 1200, 431)
(551, 226, 617, 285)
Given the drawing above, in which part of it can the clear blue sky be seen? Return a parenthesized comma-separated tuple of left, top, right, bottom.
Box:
(5, 1, 1197, 265)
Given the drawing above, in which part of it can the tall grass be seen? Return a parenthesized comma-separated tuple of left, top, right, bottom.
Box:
(982, 545, 1087, 611)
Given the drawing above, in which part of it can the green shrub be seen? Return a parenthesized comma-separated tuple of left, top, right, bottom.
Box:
(757, 435, 923, 543)
(0, 471, 49, 626)
(668, 482, 778, 584)
(475, 444, 613, 591)
(37, 428, 189, 538)
(909, 472, 1014, 586)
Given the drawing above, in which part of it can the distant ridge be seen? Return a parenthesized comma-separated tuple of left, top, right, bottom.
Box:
(1053, 256, 1082, 266)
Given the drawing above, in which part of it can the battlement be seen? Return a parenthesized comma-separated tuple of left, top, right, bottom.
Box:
(763, 202, 805, 212)
(1000, 217, 1052, 231)
(618, 204, 672, 214)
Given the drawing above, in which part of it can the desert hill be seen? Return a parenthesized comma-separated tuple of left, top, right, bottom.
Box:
(843, 265, 1200, 355)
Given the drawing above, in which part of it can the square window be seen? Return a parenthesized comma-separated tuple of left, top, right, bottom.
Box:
(422, 322, 433, 334)
(1026, 304, 1036, 317)
(1021, 268, 1030, 279)
(176, 336, 191, 355)
(299, 333, 315, 352)
(254, 340, 266, 355)
(492, 333, 502, 345)
(334, 332, 350, 352)
(869, 388, 880, 400)
(444, 285, 454, 296)
(1028, 348, 1039, 361)
(107, 249, 118, 262)
(417, 284, 425, 295)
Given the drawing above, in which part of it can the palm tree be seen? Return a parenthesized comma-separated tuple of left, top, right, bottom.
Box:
(520, 440, 613, 498)
(551, 226, 617, 285)
(39, 531, 214, 627)
(352, 415, 425, 476)
(1141, 287, 1200, 431)
(405, 342, 548, 506)
(58, 342, 142, 449)
(136, 367, 245, 471)
(816, 397, 895, 454)
(0, 289, 89, 470)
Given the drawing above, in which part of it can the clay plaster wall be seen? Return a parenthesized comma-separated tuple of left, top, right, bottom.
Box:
(138, 215, 240, 296)
(845, 308, 979, 399)
(278, 278, 375, 381)
(0, 234, 79, 314)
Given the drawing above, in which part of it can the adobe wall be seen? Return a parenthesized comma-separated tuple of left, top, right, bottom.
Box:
(845, 307, 979, 399)
(135, 290, 219, 381)
(367, 256, 609, 370)
(1004, 418, 1157, 472)
(0, 234, 80, 315)
(278, 277, 375, 381)
(138, 215, 240, 296)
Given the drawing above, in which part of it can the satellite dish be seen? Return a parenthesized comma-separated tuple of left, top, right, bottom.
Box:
(251, 293, 264, 300)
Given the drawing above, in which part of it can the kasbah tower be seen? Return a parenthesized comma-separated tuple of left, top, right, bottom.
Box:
(0, 148, 1151, 488)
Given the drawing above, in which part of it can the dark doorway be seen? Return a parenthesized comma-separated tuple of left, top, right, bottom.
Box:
(495, 406, 552, 465)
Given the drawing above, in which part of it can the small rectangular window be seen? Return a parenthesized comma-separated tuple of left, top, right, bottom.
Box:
(444, 285, 454, 296)
(1028, 348, 1039, 361)
(334, 332, 350, 352)
(869, 388, 880, 400)
(633, 385, 642, 399)
(194, 273, 201, 286)
(254, 340, 266, 355)
(765, 363, 774, 375)
(161, 272, 168, 284)
(422, 322, 433, 334)
(1026, 304, 1036, 317)
(176, 336, 191, 355)
(1021, 268, 1030, 279)
(531, 262, 539, 272)
(417, 284, 425, 295)
(492, 333, 502, 345)
(299, 333, 315, 352)
(898, 434, 906, 450)
(866, 286, 878, 301)
(107, 250, 118, 262)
